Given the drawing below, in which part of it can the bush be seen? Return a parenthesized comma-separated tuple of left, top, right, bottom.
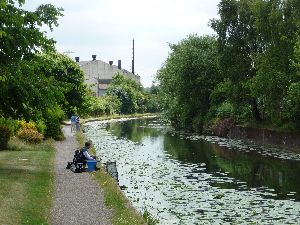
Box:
(44, 106, 64, 140)
(35, 119, 47, 135)
(18, 119, 37, 130)
(0, 117, 19, 135)
(216, 102, 234, 119)
(192, 114, 205, 133)
(0, 125, 12, 150)
(16, 128, 44, 144)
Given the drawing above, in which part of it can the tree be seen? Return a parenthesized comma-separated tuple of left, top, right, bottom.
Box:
(0, 0, 63, 66)
(106, 72, 144, 114)
(0, 0, 64, 118)
(210, 0, 262, 121)
(211, 0, 300, 127)
(156, 35, 221, 131)
(33, 52, 88, 117)
(249, 0, 300, 123)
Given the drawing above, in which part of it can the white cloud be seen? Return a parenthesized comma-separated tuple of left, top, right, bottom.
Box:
(25, 0, 220, 87)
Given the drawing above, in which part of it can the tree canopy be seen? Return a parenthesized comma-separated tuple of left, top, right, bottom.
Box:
(157, 0, 300, 133)
(0, 1, 89, 139)
(156, 35, 221, 131)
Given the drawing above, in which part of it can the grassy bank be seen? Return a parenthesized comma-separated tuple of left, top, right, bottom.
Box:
(76, 132, 147, 225)
(0, 138, 55, 225)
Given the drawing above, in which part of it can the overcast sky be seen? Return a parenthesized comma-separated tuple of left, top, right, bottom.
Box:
(25, 0, 220, 87)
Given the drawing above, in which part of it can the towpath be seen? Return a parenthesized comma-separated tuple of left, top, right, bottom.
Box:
(51, 126, 112, 225)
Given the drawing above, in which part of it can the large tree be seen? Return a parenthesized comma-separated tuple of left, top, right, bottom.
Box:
(211, 0, 300, 126)
(156, 35, 220, 131)
(0, 0, 64, 118)
(249, 0, 300, 123)
(210, 0, 262, 121)
(106, 72, 144, 114)
(0, 0, 63, 66)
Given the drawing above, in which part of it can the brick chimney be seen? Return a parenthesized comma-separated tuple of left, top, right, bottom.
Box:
(92, 55, 96, 61)
(75, 57, 79, 62)
(109, 61, 113, 66)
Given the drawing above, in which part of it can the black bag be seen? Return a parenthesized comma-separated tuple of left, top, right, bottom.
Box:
(66, 149, 86, 173)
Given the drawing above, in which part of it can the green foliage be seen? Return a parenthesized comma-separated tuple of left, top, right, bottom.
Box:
(0, 117, 19, 135)
(210, 0, 261, 121)
(0, 1, 89, 140)
(107, 73, 145, 114)
(216, 102, 234, 119)
(44, 106, 64, 140)
(0, 125, 12, 150)
(209, 0, 300, 129)
(85, 95, 121, 117)
(210, 79, 231, 106)
(143, 92, 162, 113)
(0, 1, 63, 65)
(33, 52, 88, 116)
(18, 119, 37, 131)
(156, 34, 221, 130)
(34, 119, 47, 135)
(16, 128, 44, 144)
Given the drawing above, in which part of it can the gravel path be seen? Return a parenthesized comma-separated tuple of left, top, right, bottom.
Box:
(51, 126, 112, 225)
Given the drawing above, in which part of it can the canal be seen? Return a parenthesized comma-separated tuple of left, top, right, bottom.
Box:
(84, 117, 300, 225)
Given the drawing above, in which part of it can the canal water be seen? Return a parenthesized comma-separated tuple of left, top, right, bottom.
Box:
(84, 117, 300, 225)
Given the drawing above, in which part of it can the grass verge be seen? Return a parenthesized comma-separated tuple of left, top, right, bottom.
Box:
(0, 138, 55, 225)
(76, 132, 147, 225)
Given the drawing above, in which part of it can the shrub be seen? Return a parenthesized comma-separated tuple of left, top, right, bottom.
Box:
(18, 119, 37, 131)
(16, 128, 44, 144)
(192, 114, 205, 133)
(35, 119, 47, 135)
(0, 117, 19, 135)
(216, 102, 234, 119)
(44, 106, 64, 140)
(0, 125, 12, 150)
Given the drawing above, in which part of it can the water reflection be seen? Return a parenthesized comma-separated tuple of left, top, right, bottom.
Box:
(85, 117, 300, 224)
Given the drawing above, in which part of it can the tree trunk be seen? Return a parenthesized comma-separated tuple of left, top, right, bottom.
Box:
(252, 98, 262, 122)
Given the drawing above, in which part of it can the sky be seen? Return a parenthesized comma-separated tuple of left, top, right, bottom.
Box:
(25, 0, 220, 87)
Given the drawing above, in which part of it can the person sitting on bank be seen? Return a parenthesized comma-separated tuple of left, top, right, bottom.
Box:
(82, 142, 96, 161)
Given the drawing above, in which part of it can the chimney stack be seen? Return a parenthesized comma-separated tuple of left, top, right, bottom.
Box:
(118, 60, 121, 69)
(75, 57, 80, 62)
(92, 55, 96, 61)
(132, 39, 135, 74)
(109, 61, 113, 66)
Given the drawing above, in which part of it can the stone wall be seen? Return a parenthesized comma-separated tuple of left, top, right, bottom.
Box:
(228, 125, 300, 152)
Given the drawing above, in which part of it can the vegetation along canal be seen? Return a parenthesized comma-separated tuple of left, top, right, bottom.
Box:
(84, 117, 300, 225)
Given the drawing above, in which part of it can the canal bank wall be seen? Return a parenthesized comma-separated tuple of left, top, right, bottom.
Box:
(228, 125, 300, 152)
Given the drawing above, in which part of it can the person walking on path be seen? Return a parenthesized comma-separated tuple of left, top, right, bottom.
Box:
(51, 126, 112, 225)
(75, 115, 80, 131)
(70, 114, 77, 132)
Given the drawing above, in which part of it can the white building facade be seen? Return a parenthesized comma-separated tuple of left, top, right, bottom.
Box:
(77, 55, 140, 96)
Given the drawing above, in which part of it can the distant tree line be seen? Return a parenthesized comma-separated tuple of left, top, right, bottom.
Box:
(85, 73, 161, 117)
(156, 0, 300, 134)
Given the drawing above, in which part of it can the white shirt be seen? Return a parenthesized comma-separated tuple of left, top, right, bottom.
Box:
(83, 149, 95, 160)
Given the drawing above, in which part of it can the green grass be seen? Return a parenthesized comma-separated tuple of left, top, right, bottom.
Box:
(92, 170, 146, 225)
(0, 138, 55, 225)
(76, 132, 147, 225)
